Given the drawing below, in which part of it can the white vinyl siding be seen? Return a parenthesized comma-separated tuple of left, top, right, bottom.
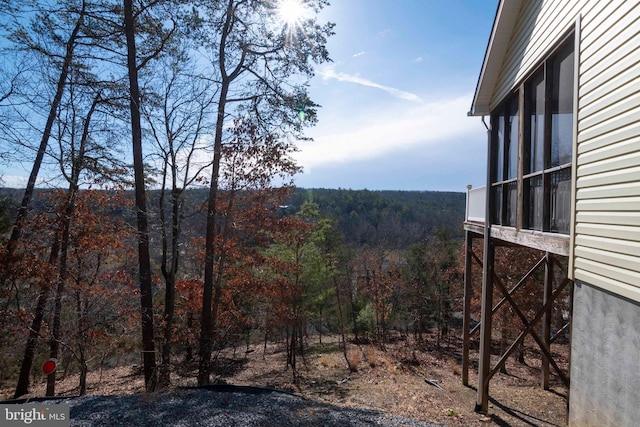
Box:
(576, 0, 640, 302)
(490, 0, 580, 110)
(576, 211, 640, 227)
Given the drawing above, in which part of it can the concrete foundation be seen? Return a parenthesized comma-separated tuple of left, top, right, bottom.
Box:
(569, 281, 640, 426)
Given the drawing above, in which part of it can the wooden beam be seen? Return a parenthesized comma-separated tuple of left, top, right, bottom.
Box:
(490, 225, 570, 256)
(550, 321, 570, 344)
(477, 125, 494, 414)
(463, 221, 485, 236)
(462, 231, 473, 386)
(541, 252, 552, 390)
(476, 238, 495, 413)
(493, 274, 570, 387)
(487, 277, 567, 382)
(517, 83, 525, 230)
(465, 222, 570, 256)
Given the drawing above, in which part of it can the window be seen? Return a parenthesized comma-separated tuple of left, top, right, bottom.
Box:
(491, 95, 518, 227)
(490, 35, 574, 234)
(551, 42, 575, 168)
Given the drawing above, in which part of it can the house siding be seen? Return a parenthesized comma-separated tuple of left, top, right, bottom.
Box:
(490, 0, 580, 110)
(576, 0, 640, 303)
(490, 0, 640, 302)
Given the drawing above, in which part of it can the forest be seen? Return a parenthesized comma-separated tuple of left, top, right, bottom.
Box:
(0, 0, 569, 407)
(0, 186, 472, 394)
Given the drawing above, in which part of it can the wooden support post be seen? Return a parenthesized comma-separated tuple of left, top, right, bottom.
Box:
(566, 280, 574, 420)
(462, 231, 473, 386)
(541, 252, 552, 390)
(476, 238, 494, 413)
(476, 125, 494, 414)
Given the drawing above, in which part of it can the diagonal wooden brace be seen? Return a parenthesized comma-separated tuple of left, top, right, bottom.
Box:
(470, 255, 547, 335)
(490, 274, 571, 387)
(486, 277, 570, 385)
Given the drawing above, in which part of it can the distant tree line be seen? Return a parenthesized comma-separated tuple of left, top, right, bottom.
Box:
(283, 188, 466, 249)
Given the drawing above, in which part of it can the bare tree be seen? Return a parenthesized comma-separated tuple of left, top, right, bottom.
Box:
(8, 0, 91, 398)
(143, 51, 217, 387)
(195, 0, 334, 386)
(123, 0, 156, 391)
(3, 0, 87, 258)
(122, 0, 182, 391)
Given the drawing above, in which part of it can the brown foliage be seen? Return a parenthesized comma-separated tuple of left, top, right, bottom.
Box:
(1, 190, 139, 392)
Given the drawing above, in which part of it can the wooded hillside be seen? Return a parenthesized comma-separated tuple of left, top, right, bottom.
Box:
(283, 188, 465, 249)
(1, 186, 466, 251)
(0, 186, 471, 393)
(1, 184, 572, 419)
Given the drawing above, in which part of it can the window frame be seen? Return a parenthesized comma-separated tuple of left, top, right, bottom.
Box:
(489, 33, 575, 235)
(490, 94, 519, 227)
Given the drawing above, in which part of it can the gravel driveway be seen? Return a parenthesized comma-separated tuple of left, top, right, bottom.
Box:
(15, 386, 442, 426)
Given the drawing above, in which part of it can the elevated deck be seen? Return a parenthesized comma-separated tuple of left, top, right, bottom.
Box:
(464, 185, 570, 256)
(462, 186, 573, 414)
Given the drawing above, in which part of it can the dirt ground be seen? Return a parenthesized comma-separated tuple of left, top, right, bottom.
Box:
(1, 333, 569, 427)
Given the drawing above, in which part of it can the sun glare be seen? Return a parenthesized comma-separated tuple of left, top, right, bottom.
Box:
(278, 0, 306, 26)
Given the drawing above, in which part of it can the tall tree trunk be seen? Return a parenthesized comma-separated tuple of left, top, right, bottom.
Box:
(184, 286, 194, 364)
(46, 88, 99, 397)
(159, 184, 181, 387)
(9, 8, 86, 397)
(158, 161, 170, 386)
(317, 307, 323, 346)
(124, 0, 156, 392)
(79, 352, 87, 396)
(13, 235, 60, 398)
(289, 326, 297, 379)
(348, 286, 359, 342)
(198, 0, 248, 385)
(46, 190, 75, 396)
(157, 162, 170, 387)
(75, 281, 87, 396)
(197, 73, 230, 385)
(5, 2, 85, 259)
(333, 277, 349, 367)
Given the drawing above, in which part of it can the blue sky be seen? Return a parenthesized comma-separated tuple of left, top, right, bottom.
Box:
(293, 0, 498, 191)
(1, 0, 497, 192)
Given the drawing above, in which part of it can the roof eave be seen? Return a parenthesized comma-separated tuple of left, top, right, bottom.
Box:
(469, 0, 524, 117)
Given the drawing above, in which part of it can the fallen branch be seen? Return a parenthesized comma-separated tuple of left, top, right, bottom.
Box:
(424, 378, 444, 390)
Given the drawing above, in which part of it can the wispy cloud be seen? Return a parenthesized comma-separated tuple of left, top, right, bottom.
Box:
(352, 51, 365, 57)
(411, 56, 424, 63)
(295, 94, 479, 172)
(1, 175, 28, 188)
(376, 28, 391, 38)
(320, 68, 422, 103)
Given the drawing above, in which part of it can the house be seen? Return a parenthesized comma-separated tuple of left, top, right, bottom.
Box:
(464, 0, 640, 425)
